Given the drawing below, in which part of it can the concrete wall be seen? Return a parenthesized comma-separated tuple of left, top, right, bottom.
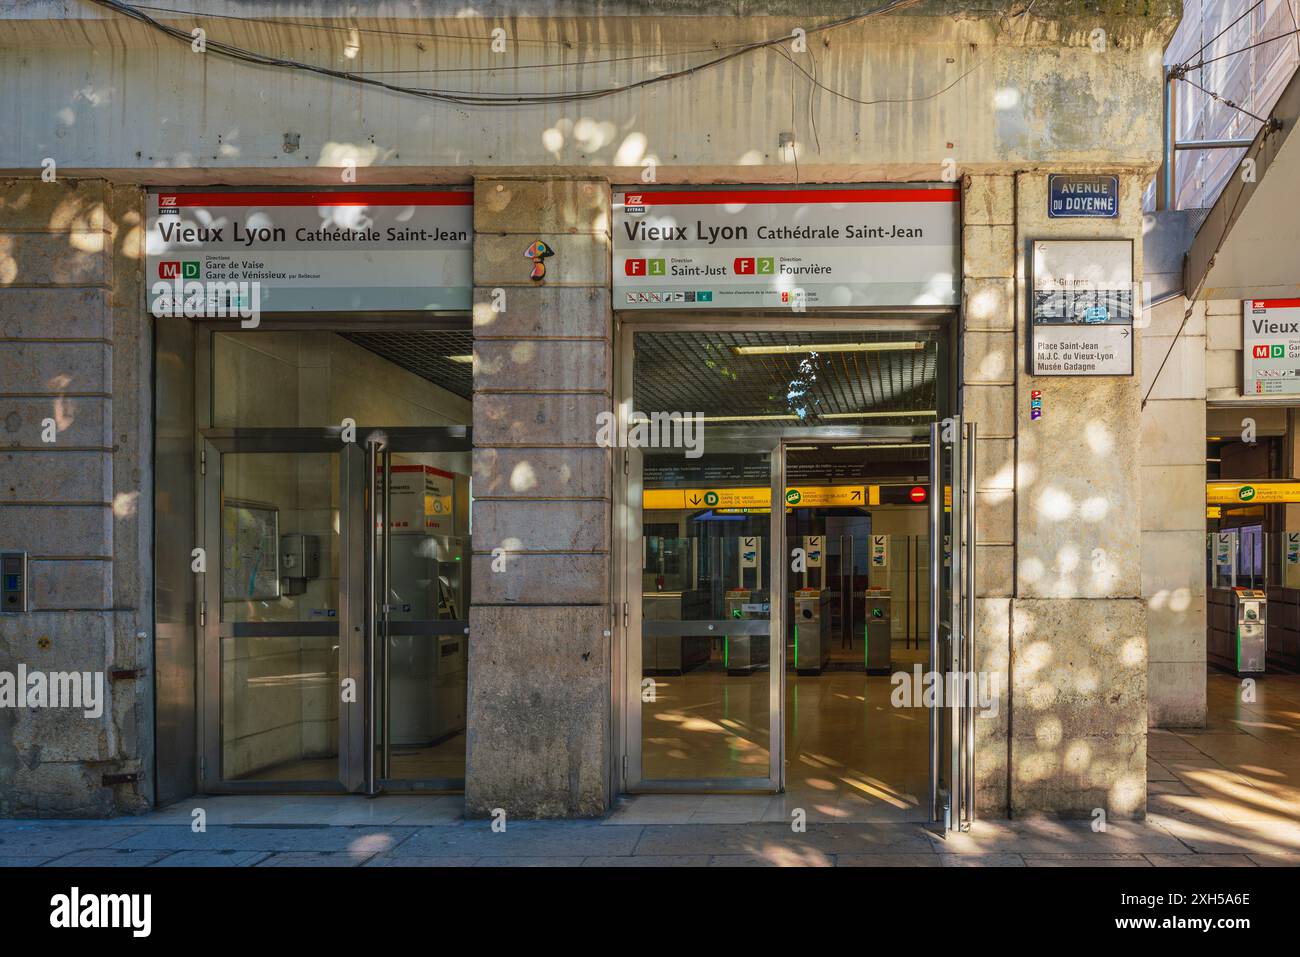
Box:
(0, 5, 1178, 180)
(0, 178, 152, 816)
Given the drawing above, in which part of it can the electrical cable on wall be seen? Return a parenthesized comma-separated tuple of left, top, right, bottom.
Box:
(88, 0, 929, 108)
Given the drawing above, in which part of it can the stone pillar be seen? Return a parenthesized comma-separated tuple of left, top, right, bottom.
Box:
(465, 177, 613, 818)
(0, 179, 152, 817)
(1008, 172, 1148, 818)
(960, 174, 1017, 816)
(1141, 293, 1207, 728)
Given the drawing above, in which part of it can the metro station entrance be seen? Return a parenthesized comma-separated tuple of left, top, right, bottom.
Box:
(617, 322, 976, 831)
(183, 328, 474, 795)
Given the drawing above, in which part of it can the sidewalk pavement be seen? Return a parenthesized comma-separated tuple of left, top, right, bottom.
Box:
(3, 674, 1297, 867)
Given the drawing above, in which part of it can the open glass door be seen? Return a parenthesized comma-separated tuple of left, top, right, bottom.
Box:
(626, 436, 783, 791)
(929, 417, 976, 832)
(364, 428, 472, 793)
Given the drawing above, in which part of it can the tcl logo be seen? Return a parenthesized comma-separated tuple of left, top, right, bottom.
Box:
(159, 195, 178, 207)
(625, 194, 643, 205)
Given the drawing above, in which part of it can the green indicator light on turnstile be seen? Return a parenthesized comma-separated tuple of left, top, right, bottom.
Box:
(732, 608, 742, 619)
(724, 637, 729, 669)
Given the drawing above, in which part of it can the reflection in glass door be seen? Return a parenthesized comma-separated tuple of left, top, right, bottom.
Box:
(202, 438, 365, 791)
(201, 428, 471, 794)
(629, 441, 782, 790)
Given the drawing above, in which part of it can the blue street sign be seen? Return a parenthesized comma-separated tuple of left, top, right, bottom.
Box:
(1048, 174, 1119, 218)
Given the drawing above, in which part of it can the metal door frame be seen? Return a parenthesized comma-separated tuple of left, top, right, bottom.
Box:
(364, 427, 473, 794)
(197, 426, 470, 794)
(198, 430, 364, 793)
(928, 418, 976, 833)
(613, 313, 950, 797)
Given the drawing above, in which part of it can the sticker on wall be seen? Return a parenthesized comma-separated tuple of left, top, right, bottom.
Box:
(1215, 533, 1234, 566)
(1030, 390, 1043, 420)
(871, 535, 888, 568)
(1288, 533, 1300, 565)
(524, 239, 555, 281)
(804, 535, 823, 569)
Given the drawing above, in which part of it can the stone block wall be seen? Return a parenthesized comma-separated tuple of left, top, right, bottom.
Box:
(1140, 295, 1208, 728)
(0, 179, 152, 817)
(464, 178, 614, 817)
(1005, 172, 1149, 818)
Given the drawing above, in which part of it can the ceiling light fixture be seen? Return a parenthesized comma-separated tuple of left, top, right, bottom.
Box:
(832, 443, 929, 450)
(447, 354, 473, 364)
(821, 410, 937, 419)
(733, 342, 925, 356)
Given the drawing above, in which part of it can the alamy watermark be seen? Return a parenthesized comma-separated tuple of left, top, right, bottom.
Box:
(0, 666, 104, 719)
(595, 411, 705, 458)
(890, 665, 999, 718)
(150, 276, 262, 327)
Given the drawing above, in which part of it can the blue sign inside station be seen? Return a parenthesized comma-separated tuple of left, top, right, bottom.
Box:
(1048, 174, 1119, 218)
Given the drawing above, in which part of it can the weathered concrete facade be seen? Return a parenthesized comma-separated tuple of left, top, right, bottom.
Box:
(0, 179, 153, 815)
(0, 1, 1182, 819)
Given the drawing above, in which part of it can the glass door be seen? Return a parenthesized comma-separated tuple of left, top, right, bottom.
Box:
(626, 436, 783, 791)
(929, 417, 976, 832)
(200, 432, 366, 792)
(366, 428, 472, 793)
(199, 426, 470, 794)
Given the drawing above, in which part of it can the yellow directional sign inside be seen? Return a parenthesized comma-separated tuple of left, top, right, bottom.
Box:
(644, 485, 872, 510)
(1206, 482, 1300, 505)
(783, 485, 868, 507)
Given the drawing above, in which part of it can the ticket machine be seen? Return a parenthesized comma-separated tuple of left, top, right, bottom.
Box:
(1231, 587, 1267, 675)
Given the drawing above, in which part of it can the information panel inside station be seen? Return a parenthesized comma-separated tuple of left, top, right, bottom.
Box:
(1243, 299, 1300, 396)
(612, 185, 960, 309)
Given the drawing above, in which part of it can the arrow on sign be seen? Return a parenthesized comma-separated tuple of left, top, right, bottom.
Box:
(851, 489, 862, 501)
(689, 495, 701, 505)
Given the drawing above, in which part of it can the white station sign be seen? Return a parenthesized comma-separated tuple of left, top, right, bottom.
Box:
(613, 185, 959, 309)
(146, 189, 473, 314)
(1030, 239, 1134, 376)
(1243, 299, 1300, 396)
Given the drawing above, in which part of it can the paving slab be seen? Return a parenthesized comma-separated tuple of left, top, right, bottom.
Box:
(394, 821, 643, 858)
(0, 824, 148, 857)
(108, 825, 414, 855)
(149, 851, 271, 867)
(40, 848, 172, 867)
(580, 855, 711, 866)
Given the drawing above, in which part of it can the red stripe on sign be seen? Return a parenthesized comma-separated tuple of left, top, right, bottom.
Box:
(387, 465, 457, 479)
(618, 188, 959, 206)
(157, 191, 472, 207)
(1254, 299, 1300, 309)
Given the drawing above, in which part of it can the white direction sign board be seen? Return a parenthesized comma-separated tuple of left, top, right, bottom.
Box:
(1030, 239, 1134, 376)
(1243, 299, 1300, 396)
(613, 185, 959, 309)
(146, 189, 473, 314)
